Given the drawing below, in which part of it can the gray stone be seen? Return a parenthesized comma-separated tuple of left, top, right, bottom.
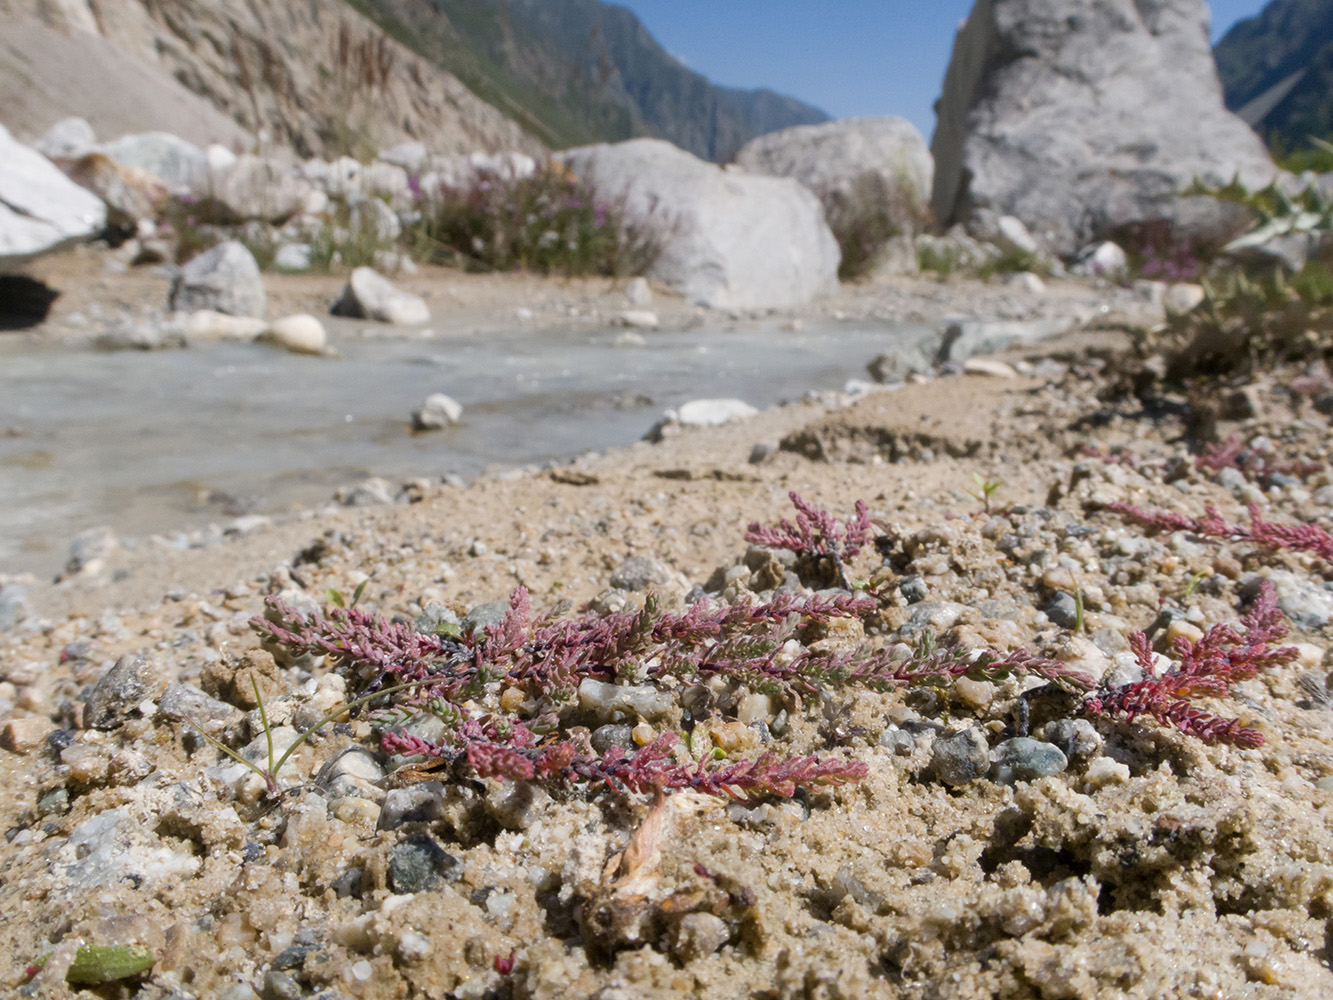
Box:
(273, 243, 313, 271)
(379, 783, 448, 829)
(990, 737, 1068, 784)
(1036, 719, 1103, 761)
(735, 116, 933, 274)
(415, 604, 462, 635)
(35, 116, 96, 159)
(169, 241, 266, 318)
(610, 555, 674, 591)
(1045, 592, 1081, 630)
(204, 155, 311, 223)
(866, 331, 940, 383)
(1072, 242, 1129, 281)
(560, 139, 839, 309)
(670, 912, 731, 962)
(899, 576, 930, 604)
(463, 600, 511, 634)
(1246, 571, 1333, 629)
(389, 836, 462, 893)
(0, 584, 30, 632)
(591, 724, 637, 754)
(97, 131, 208, 193)
(625, 276, 653, 305)
(55, 807, 198, 890)
(66, 525, 119, 575)
(484, 781, 549, 831)
(412, 393, 463, 431)
(261, 970, 302, 1000)
(932, 0, 1274, 256)
(85, 652, 162, 730)
(336, 477, 396, 506)
(931, 728, 991, 786)
(158, 683, 242, 732)
(938, 317, 1076, 363)
(333, 267, 429, 325)
(349, 197, 402, 242)
(0, 124, 107, 272)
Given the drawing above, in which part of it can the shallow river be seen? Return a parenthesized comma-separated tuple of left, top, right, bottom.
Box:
(0, 317, 925, 578)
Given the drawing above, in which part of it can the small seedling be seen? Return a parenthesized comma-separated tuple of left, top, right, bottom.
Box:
(965, 474, 1003, 514)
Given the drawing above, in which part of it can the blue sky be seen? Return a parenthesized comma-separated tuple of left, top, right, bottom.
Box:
(613, 1, 1271, 140)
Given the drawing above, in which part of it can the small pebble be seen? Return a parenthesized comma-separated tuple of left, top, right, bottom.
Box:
(990, 738, 1067, 784)
(930, 728, 990, 786)
(1084, 756, 1131, 789)
(0, 716, 56, 754)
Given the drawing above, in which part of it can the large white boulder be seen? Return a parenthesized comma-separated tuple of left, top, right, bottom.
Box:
(0, 124, 107, 271)
(931, 0, 1276, 256)
(736, 117, 933, 275)
(96, 131, 208, 194)
(203, 156, 312, 224)
(560, 139, 840, 309)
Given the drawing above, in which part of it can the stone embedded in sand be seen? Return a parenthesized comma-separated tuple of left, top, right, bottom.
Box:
(84, 652, 161, 730)
(609, 555, 675, 591)
(990, 737, 1068, 784)
(931, 727, 991, 786)
(389, 836, 462, 894)
(0, 715, 56, 754)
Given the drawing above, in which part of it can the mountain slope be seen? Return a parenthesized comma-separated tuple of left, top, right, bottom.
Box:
(0, 0, 541, 159)
(1214, 0, 1333, 150)
(349, 0, 830, 161)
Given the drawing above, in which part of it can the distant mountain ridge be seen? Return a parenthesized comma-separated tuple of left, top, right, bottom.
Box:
(1214, 0, 1333, 151)
(347, 0, 830, 161)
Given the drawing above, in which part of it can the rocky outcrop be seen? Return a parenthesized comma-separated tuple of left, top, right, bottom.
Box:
(931, 0, 1275, 256)
(0, 124, 107, 272)
(0, 0, 541, 160)
(169, 242, 266, 318)
(561, 139, 839, 310)
(736, 117, 933, 276)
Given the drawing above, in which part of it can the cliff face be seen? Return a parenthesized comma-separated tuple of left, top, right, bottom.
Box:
(350, 0, 829, 161)
(0, 0, 542, 158)
(1214, 0, 1333, 151)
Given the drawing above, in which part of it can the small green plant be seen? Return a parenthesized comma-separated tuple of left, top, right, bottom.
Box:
(965, 473, 1003, 514)
(978, 247, 1050, 280)
(818, 171, 925, 281)
(918, 241, 960, 280)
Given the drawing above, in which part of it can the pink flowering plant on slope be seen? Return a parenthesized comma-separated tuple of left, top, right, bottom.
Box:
(1108, 501, 1333, 564)
(745, 491, 873, 590)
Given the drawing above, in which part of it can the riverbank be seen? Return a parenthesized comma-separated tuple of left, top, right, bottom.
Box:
(2, 279, 1332, 996)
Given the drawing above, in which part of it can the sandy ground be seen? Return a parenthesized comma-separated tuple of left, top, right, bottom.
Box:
(2, 262, 1332, 999)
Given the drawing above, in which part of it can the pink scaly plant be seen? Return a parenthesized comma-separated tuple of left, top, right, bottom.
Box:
(745, 492, 874, 589)
(1081, 581, 1297, 748)
(1108, 501, 1333, 564)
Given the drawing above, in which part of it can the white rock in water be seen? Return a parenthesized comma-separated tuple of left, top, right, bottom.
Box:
(261, 314, 327, 355)
(412, 393, 463, 430)
(672, 398, 759, 427)
(334, 267, 430, 325)
(184, 310, 268, 344)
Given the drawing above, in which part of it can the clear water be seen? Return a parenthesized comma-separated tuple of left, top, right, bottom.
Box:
(0, 317, 925, 576)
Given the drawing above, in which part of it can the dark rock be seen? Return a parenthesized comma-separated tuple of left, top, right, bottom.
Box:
(1044, 592, 1080, 630)
(389, 836, 462, 894)
(84, 653, 160, 730)
(1036, 719, 1103, 761)
(930, 728, 990, 786)
(899, 576, 929, 603)
(379, 783, 448, 829)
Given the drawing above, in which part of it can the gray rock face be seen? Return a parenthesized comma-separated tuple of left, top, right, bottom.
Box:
(560, 139, 840, 309)
(931, 0, 1275, 256)
(169, 241, 267, 318)
(35, 116, 96, 159)
(84, 653, 162, 730)
(203, 156, 312, 223)
(736, 116, 933, 274)
(0, 124, 107, 272)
